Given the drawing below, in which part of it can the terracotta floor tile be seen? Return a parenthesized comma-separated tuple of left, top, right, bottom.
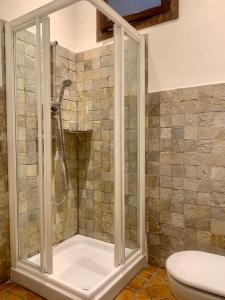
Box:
(147, 285, 174, 299)
(7, 285, 43, 300)
(136, 288, 149, 296)
(144, 266, 158, 274)
(156, 268, 168, 278)
(115, 288, 135, 300)
(0, 291, 6, 300)
(0, 282, 16, 292)
(2, 291, 24, 300)
(0, 282, 45, 300)
(115, 265, 176, 300)
(135, 288, 151, 299)
(128, 277, 146, 290)
(134, 294, 151, 300)
(148, 275, 166, 286)
(168, 296, 177, 300)
(26, 292, 45, 300)
(7, 285, 29, 298)
(26, 295, 45, 300)
(137, 269, 154, 280)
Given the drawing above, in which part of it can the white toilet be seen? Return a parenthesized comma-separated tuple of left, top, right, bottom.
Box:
(166, 251, 225, 300)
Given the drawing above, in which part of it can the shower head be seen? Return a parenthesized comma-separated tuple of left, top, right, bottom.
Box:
(59, 79, 72, 104)
(51, 79, 72, 112)
(63, 79, 72, 88)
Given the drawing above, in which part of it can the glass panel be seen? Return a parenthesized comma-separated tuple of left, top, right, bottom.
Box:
(15, 25, 41, 267)
(108, 0, 161, 16)
(124, 33, 140, 259)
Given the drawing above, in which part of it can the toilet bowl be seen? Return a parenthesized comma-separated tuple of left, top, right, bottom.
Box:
(166, 251, 225, 300)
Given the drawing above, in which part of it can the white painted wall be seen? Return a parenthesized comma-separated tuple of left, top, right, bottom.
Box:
(0, 0, 51, 21)
(0, 0, 99, 53)
(1, 0, 225, 91)
(144, 0, 225, 92)
(49, 1, 99, 53)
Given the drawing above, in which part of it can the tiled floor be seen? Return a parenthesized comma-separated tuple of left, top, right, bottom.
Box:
(0, 281, 44, 299)
(0, 266, 175, 300)
(115, 266, 176, 300)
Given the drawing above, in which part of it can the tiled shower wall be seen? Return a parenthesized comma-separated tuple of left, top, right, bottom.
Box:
(16, 35, 79, 257)
(51, 44, 115, 243)
(75, 46, 115, 242)
(0, 19, 9, 283)
(51, 120, 79, 245)
(51, 41, 139, 246)
(16, 29, 40, 259)
(146, 83, 225, 267)
(51, 45, 78, 245)
(124, 38, 139, 250)
(69, 43, 138, 246)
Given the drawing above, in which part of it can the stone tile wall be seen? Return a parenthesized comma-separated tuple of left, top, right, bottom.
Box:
(15, 36, 79, 258)
(15, 36, 116, 257)
(124, 38, 139, 250)
(75, 43, 139, 247)
(146, 83, 225, 267)
(0, 19, 10, 283)
(51, 44, 116, 244)
(52, 42, 139, 247)
(15, 29, 41, 260)
(51, 45, 78, 245)
(75, 45, 115, 242)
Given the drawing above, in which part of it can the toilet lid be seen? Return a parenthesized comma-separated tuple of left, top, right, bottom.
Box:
(166, 251, 225, 298)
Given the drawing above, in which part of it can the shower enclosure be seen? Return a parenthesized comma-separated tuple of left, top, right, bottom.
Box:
(5, 0, 145, 299)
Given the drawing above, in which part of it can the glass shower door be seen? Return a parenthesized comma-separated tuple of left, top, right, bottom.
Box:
(114, 25, 145, 265)
(15, 23, 41, 268)
(124, 33, 140, 259)
(12, 17, 52, 273)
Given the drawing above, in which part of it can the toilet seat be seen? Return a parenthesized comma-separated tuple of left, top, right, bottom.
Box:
(166, 251, 225, 298)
